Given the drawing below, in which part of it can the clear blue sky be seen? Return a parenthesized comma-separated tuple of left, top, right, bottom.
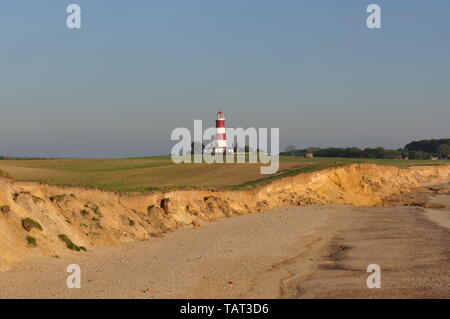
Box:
(1, 0, 449, 157)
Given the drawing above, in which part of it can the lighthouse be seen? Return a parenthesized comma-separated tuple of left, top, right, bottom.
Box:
(215, 111, 227, 153)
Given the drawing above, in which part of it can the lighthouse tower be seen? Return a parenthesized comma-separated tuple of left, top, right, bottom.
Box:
(215, 111, 227, 153)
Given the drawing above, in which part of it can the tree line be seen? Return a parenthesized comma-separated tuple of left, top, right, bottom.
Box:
(281, 139, 450, 160)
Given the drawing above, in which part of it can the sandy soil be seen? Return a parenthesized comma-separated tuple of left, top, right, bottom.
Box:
(0, 184, 448, 299)
(425, 194, 450, 230)
(2, 164, 450, 272)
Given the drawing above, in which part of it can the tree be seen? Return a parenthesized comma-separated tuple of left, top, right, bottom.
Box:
(346, 147, 363, 158)
(437, 144, 450, 158)
(405, 139, 450, 153)
(190, 141, 205, 154)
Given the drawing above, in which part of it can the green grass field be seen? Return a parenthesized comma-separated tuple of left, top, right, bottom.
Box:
(0, 156, 447, 193)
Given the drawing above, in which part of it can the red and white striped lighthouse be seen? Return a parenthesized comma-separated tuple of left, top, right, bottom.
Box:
(215, 111, 227, 153)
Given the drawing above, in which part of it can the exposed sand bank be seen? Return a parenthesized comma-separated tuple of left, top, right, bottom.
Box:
(0, 164, 449, 272)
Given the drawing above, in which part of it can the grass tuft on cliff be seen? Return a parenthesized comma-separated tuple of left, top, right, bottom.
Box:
(22, 218, 43, 232)
(58, 234, 87, 252)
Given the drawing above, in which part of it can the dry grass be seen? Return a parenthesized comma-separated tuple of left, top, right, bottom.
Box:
(0, 156, 446, 192)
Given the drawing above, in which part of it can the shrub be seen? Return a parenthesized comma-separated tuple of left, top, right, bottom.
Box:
(26, 236, 37, 248)
(91, 216, 102, 229)
(80, 209, 89, 216)
(12, 191, 30, 201)
(22, 218, 43, 232)
(85, 202, 102, 216)
(50, 194, 67, 203)
(58, 234, 87, 252)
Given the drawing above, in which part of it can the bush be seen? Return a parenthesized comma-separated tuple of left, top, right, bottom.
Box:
(58, 234, 87, 252)
(50, 194, 67, 203)
(22, 218, 43, 232)
(26, 236, 37, 248)
(80, 209, 89, 216)
(85, 202, 102, 216)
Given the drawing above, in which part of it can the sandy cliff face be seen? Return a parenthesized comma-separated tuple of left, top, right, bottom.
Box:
(1, 164, 449, 271)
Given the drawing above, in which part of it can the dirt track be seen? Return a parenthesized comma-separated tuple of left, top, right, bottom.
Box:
(0, 185, 448, 298)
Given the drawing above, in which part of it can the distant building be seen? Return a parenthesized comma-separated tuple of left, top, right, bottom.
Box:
(305, 153, 314, 159)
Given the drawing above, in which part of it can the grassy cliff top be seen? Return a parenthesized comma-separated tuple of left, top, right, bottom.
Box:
(0, 156, 447, 193)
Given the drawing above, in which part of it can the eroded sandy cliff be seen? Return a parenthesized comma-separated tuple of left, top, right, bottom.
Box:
(1, 164, 449, 271)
